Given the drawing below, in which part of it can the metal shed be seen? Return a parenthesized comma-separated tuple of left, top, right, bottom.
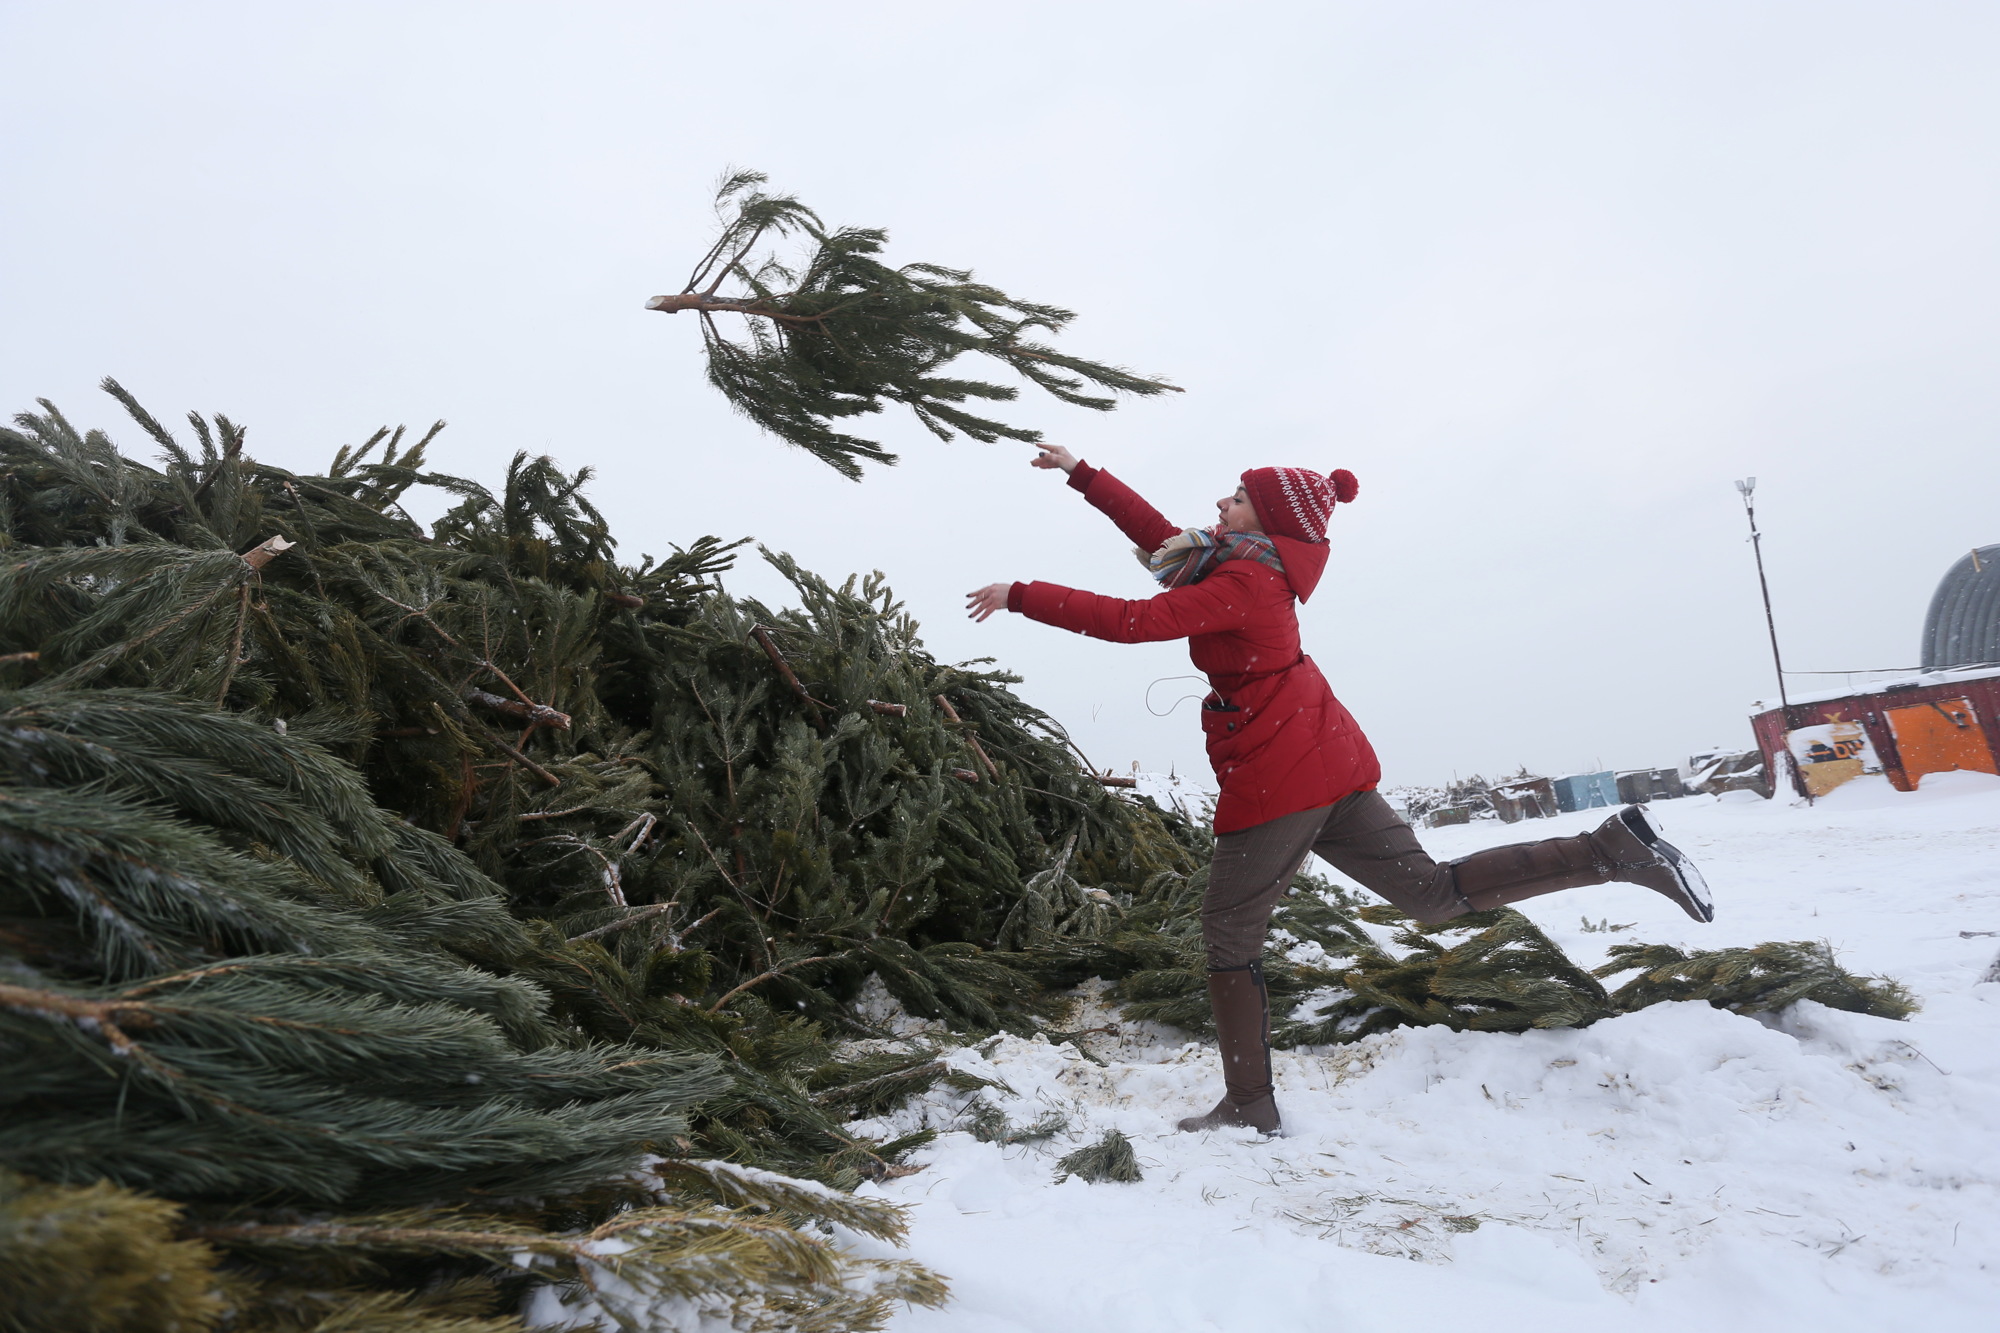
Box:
(1488, 776, 1558, 823)
(1615, 769, 1686, 804)
(1921, 544, 2000, 671)
(1685, 749, 1769, 797)
(1552, 772, 1618, 812)
(1750, 667, 2000, 797)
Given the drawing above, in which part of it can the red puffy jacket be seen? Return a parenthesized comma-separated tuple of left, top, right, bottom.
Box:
(1006, 462, 1381, 834)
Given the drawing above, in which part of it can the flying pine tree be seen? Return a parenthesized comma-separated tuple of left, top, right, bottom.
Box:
(648, 170, 1180, 478)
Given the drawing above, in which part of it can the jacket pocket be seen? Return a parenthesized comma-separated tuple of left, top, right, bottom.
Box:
(1201, 701, 1251, 769)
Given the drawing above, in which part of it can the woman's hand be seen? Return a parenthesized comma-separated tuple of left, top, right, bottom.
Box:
(1030, 444, 1078, 475)
(965, 582, 1012, 622)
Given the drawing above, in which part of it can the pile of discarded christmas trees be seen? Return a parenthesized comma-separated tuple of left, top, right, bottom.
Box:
(0, 374, 1217, 1329)
(0, 176, 1912, 1332)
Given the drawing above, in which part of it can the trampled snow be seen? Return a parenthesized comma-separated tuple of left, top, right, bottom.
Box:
(844, 771, 2000, 1331)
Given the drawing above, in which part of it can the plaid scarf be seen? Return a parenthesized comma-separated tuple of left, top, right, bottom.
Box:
(1137, 526, 1286, 589)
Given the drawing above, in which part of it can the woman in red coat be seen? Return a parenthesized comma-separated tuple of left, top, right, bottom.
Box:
(967, 445, 1711, 1136)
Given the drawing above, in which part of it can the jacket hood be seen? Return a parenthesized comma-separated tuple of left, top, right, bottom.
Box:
(1271, 534, 1327, 602)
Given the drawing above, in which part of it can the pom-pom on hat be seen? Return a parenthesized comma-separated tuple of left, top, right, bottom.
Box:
(1239, 466, 1359, 543)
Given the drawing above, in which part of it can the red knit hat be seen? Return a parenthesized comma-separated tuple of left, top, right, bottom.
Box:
(1239, 467, 1359, 543)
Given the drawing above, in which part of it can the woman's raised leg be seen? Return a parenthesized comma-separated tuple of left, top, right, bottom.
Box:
(1310, 793, 1712, 924)
(1303, 791, 1466, 923)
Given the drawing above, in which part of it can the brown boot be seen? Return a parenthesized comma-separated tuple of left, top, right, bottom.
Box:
(1599, 804, 1713, 922)
(1176, 960, 1283, 1135)
(1451, 805, 1712, 922)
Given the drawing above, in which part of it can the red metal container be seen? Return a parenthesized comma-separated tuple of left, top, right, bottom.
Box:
(1750, 667, 2000, 797)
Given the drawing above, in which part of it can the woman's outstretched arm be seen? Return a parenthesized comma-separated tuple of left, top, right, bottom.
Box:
(1031, 444, 1180, 554)
(967, 563, 1272, 642)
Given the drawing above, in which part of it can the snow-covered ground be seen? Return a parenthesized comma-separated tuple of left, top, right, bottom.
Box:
(846, 772, 2000, 1331)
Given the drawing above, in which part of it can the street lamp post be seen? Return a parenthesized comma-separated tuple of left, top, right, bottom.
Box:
(1736, 478, 1804, 798)
(1734, 478, 1791, 719)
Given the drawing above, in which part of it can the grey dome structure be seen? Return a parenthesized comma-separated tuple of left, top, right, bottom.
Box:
(1920, 543, 2000, 670)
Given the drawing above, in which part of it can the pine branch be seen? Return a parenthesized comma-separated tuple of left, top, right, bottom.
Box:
(649, 171, 1179, 476)
(1054, 1130, 1142, 1184)
(706, 954, 838, 1013)
(462, 685, 572, 731)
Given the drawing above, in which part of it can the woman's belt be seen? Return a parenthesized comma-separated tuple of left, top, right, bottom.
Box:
(1205, 656, 1310, 704)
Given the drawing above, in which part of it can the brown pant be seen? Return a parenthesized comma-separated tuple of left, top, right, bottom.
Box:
(1202, 790, 1466, 969)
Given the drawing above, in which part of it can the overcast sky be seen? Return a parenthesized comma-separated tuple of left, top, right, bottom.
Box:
(5, 1, 1997, 789)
